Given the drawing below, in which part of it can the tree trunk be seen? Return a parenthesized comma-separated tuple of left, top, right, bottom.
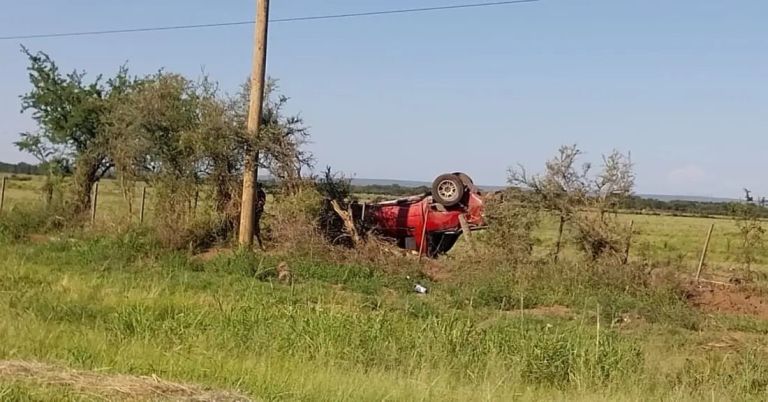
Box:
(42, 178, 54, 208)
(212, 157, 240, 238)
(70, 156, 102, 216)
(119, 175, 134, 215)
(553, 215, 565, 263)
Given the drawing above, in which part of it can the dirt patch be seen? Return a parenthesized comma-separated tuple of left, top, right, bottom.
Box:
(686, 281, 768, 319)
(192, 247, 234, 262)
(613, 312, 648, 329)
(700, 331, 751, 351)
(0, 360, 250, 401)
(421, 260, 452, 282)
(26, 234, 78, 244)
(27, 234, 51, 244)
(524, 305, 573, 318)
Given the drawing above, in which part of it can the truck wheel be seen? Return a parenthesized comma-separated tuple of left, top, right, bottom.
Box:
(452, 172, 474, 185)
(452, 172, 478, 193)
(432, 174, 465, 207)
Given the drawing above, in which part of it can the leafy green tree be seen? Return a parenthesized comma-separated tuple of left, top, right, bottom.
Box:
(16, 48, 315, 247)
(232, 79, 314, 194)
(105, 72, 203, 238)
(17, 47, 133, 215)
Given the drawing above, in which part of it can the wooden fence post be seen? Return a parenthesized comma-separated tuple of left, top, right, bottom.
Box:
(419, 203, 429, 261)
(91, 182, 100, 226)
(622, 220, 634, 265)
(0, 176, 6, 213)
(193, 190, 200, 217)
(139, 186, 147, 224)
(695, 224, 715, 281)
(553, 216, 565, 263)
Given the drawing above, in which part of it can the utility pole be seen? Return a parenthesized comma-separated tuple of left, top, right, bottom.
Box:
(238, 0, 270, 247)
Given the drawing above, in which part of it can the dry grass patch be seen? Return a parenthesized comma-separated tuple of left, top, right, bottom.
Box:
(0, 360, 250, 401)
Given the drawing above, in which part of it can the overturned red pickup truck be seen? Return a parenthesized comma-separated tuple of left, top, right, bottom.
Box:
(354, 173, 486, 257)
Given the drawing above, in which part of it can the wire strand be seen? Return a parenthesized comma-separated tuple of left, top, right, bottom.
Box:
(0, 0, 539, 41)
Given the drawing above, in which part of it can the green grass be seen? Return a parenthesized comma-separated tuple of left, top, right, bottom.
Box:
(511, 211, 768, 278)
(0, 382, 91, 402)
(1, 174, 147, 224)
(1, 231, 768, 401)
(3, 174, 768, 400)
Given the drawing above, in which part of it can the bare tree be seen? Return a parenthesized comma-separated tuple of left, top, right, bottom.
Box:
(509, 145, 590, 261)
(510, 145, 635, 261)
(595, 150, 635, 212)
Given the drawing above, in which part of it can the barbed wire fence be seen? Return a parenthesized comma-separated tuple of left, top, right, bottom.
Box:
(0, 174, 760, 281)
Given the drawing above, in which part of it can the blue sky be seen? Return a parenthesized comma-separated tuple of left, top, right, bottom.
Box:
(1, 0, 766, 197)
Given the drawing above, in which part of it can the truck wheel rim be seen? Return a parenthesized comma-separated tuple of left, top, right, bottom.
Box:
(437, 180, 458, 201)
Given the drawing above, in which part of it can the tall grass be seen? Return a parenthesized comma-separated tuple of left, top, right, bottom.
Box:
(0, 205, 65, 241)
(1, 233, 767, 400)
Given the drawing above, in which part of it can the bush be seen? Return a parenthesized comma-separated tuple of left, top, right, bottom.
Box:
(480, 189, 540, 262)
(0, 205, 67, 241)
(262, 185, 324, 251)
(154, 215, 234, 252)
(572, 212, 630, 262)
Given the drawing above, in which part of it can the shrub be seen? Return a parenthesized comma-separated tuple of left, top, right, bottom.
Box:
(572, 212, 630, 262)
(0, 205, 67, 240)
(481, 189, 541, 262)
(262, 184, 324, 251)
(155, 215, 233, 252)
(731, 202, 765, 271)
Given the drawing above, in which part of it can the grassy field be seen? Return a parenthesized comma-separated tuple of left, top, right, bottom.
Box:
(3, 174, 768, 400)
(2, 175, 158, 226)
(537, 213, 768, 276)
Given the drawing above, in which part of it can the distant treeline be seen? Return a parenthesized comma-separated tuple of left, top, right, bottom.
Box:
(351, 184, 431, 197)
(619, 196, 768, 219)
(352, 185, 767, 218)
(0, 161, 42, 175)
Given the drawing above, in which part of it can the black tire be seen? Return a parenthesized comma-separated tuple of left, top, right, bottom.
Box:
(432, 173, 465, 207)
(452, 172, 474, 185)
(452, 172, 479, 193)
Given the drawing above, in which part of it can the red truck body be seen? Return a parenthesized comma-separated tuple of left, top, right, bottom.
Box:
(364, 179, 485, 257)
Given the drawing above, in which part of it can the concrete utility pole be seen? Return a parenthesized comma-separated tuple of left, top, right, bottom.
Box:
(238, 0, 270, 247)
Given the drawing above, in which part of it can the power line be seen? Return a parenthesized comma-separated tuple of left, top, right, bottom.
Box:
(0, 0, 539, 41)
(272, 0, 538, 22)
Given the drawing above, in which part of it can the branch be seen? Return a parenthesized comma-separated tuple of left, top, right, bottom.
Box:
(330, 200, 360, 246)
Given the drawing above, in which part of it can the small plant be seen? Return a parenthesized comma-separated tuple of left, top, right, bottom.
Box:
(731, 198, 765, 272)
(481, 188, 540, 262)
